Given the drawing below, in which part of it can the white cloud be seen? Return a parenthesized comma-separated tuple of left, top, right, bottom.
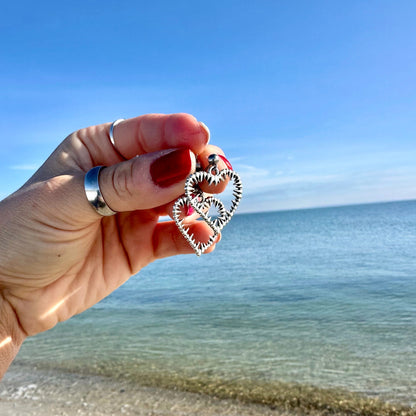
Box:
(236, 164, 269, 177)
(10, 164, 39, 171)
(236, 164, 416, 213)
(236, 161, 341, 196)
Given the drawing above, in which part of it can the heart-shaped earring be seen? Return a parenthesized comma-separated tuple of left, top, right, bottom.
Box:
(172, 195, 220, 256)
(173, 154, 243, 256)
(185, 156, 243, 233)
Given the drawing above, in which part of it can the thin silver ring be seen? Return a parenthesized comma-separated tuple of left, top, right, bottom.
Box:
(109, 119, 125, 158)
(84, 166, 117, 216)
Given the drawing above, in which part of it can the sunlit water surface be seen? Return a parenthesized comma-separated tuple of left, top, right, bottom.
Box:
(18, 201, 416, 405)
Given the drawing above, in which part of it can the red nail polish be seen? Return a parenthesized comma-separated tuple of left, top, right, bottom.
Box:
(218, 154, 233, 170)
(186, 205, 195, 216)
(150, 148, 192, 188)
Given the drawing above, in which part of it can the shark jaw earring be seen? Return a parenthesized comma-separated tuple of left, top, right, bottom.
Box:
(173, 154, 243, 256)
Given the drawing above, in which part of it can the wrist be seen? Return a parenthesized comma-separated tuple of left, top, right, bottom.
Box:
(0, 293, 26, 379)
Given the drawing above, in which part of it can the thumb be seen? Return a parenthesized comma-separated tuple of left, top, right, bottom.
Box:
(99, 148, 195, 213)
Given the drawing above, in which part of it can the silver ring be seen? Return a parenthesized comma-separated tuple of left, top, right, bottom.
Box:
(84, 166, 117, 216)
(109, 119, 125, 157)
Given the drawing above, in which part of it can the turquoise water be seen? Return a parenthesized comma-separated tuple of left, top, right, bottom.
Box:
(18, 200, 416, 406)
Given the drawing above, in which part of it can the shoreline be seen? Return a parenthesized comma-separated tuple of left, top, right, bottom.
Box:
(1, 363, 415, 416)
(1, 365, 293, 416)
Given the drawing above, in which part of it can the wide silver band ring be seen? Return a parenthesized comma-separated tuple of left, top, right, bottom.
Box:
(109, 119, 125, 158)
(84, 166, 117, 216)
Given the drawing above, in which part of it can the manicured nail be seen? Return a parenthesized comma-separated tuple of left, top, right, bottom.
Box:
(150, 148, 192, 188)
(186, 205, 195, 216)
(199, 122, 210, 144)
(218, 154, 233, 170)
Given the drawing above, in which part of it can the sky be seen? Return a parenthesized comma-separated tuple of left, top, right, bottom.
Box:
(1, 0, 415, 213)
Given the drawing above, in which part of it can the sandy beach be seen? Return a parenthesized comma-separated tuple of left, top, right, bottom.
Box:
(2, 363, 415, 416)
(1, 365, 298, 416)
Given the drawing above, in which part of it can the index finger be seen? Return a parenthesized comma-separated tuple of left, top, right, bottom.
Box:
(107, 113, 210, 160)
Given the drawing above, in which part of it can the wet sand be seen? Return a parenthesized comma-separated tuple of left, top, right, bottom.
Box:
(1, 366, 299, 416)
(2, 364, 415, 416)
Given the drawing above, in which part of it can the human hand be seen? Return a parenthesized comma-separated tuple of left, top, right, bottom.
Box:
(0, 113, 229, 376)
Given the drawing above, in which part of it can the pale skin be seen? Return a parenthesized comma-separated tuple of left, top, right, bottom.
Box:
(0, 113, 228, 379)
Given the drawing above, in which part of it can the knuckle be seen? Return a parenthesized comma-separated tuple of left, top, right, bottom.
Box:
(111, 167, 134, 200)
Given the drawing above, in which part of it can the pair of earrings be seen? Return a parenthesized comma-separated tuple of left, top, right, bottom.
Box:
(173, 154, 243, 256)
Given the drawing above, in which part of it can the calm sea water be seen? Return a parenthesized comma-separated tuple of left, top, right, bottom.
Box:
(17, 200, 416, 405)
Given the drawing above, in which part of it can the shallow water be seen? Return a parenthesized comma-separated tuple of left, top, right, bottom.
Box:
(16, 200, 416, 409)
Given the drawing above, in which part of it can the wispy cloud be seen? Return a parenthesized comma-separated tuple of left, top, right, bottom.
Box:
(9, 164, 39, 171)
(236, 161, 340, 195)
(236, 162, 416, 213)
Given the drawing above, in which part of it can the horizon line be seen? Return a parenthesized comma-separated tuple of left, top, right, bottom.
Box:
(237, 197, 416, 216)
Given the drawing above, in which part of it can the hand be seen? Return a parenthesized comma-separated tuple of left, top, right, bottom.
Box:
(0, 113, 227, 376)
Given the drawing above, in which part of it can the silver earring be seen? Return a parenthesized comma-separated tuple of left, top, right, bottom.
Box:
(173, 154, 243, 256)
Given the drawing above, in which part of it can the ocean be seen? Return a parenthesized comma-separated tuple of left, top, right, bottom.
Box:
(11, 200, 416, 413)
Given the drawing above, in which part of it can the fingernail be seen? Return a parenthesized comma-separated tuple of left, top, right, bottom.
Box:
(199, 122, 210, 144)
(218, 154, 233, 170)
(186, 205, 195, 216)
(150, 148, 192, 188)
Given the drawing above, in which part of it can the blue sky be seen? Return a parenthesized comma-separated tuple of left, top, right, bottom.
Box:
(1, 0, 415, 212)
